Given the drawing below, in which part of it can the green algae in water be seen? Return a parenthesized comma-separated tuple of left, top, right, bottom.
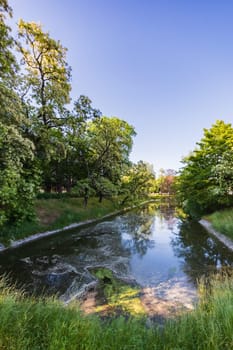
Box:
(91, 267, 146, 315)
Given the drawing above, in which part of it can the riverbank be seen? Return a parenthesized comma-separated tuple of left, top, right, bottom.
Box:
(0, 197, 156, 251)
(200, 219, 233, 252)
(199, 207, 233, 251)
(0, 273, 232, 349)
(205, 208, 233, 239)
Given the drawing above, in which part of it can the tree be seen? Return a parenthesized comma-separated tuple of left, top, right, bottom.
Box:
(121, 161, 155, 205)
(17, 20, 72, 190)
(17, 20, 71, 129)
(0, 0, 26, 128)
(213, 150, 233, 196)
(0, 0, 15, 79)
(85, 116, 136, 201)
(0, 123, 39, 226)
(156, 168, 176, 194)
(177, 120, 233, 218)
(43, 95, 101, 193)
(0, 1, 39, 227)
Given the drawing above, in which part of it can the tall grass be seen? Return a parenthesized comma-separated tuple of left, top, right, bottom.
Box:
(207, 208, 233, 239)
(0, 274, 233, 349)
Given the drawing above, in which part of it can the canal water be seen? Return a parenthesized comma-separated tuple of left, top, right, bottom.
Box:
(0, 202, 232, 317)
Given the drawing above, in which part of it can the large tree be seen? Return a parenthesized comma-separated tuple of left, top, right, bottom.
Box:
(17, 20, 71, 129)
(87, 116, 136, 180)
(85, 116, 136, 200)
(0, 2, 39, 226)
(17, 20, 72, 189)
(43, 95, 101, 192)
(177, 120, 233, 217)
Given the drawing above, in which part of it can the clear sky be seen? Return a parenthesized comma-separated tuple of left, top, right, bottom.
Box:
(8, 0, 233, 173)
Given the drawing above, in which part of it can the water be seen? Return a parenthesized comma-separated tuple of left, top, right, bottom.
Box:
(0, 203, 232, 316)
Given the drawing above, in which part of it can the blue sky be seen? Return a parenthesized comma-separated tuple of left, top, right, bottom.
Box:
(9, 0, 233, 173)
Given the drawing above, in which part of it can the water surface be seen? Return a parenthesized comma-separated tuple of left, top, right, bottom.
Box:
(0, 203, 232, 316)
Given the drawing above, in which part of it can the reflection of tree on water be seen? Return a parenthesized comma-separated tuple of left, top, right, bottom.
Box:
(170, 220, 233, 285)
(120, 206, 156, 257)
(146, 201, 177, 231)
(120, 203, 178, 258)
(156, 203, 177, 231)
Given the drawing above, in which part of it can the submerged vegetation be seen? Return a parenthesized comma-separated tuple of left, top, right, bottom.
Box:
(0, 274, 233, 349)
(91, 267, 145, 316)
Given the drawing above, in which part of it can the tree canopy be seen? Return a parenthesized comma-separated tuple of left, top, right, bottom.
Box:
(176, 120, 233, 218)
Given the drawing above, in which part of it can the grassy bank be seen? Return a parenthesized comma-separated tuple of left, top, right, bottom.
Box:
(0, 274, 232, 349)
(0, 196, 158, 246)
(0, 197, 121, 245)
(206, 207, 233, 240)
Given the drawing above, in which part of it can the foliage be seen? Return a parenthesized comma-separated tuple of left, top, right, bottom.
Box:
(177, 120, 233, 218)
(156, 168, 177, 194)
(49, 95, 101, 193)
(71, 178, 95, 198)
(121, 161, 156, 205)
(0, 0, 26, 128)
(90, 176, 118, 202)
(17, 20, 72, 195)
(36, 192, 81, 199)
(0, 2, 40, 227)
(0, 0, 15, 79)
(17, 19, 71, 127)
(86, 116, 136, 181)
(0, 123, 39, 226)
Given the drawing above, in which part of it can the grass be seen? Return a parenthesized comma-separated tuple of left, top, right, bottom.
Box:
(206, 207, 233, 239)
(0, 196, 155, 246)
(0, 273, 233, 349)
(0, 197, 121, 246)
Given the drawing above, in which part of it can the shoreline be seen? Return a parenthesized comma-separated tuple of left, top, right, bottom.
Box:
(199, 219, 233, 252)
(0, 200, 154, 253)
